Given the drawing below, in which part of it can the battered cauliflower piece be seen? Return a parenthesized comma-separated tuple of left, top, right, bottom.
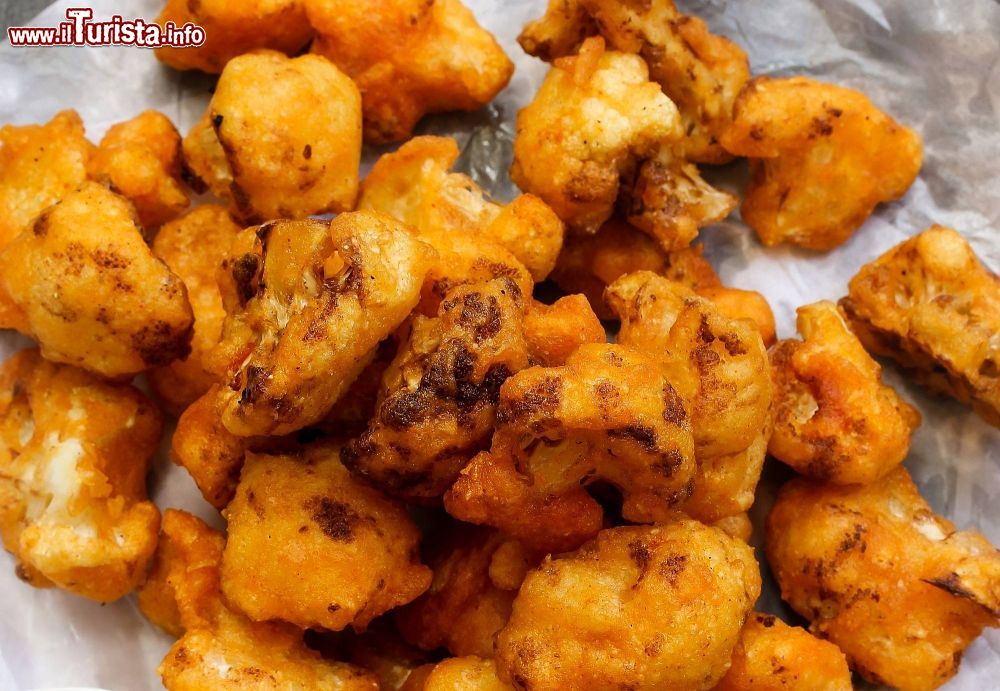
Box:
(721, 76, 923, 250)
(154, 0, 313, 74)
(840, 226, 1000, 427)
(403, 657, 512, 691)
(495, 521, 761, 690)
(183, 50, 361, 223)
(520, 0, 750, 164)
(358, 136, 564, 282)
(0, 350, 161, 602)
(141, 511, 379, 691)
(554, 220, 776, 343)
(0, 182, 194, 379)
(445, 343, 697, 553)
(606, 272, 772, 523)
(397, 524, 533, 658)
(766, 467, 1000, 690)
(88, 110, 188, 230)
(306, 0, 513, 143)
(511, 37, 681, 235)
(770, 301, 921, 484)
(341, 278, 529, 500)
(620, 147, 737, 251)
(522, 295, 605, 367)
(171, 387, 247, 510)
(211, 213, 436, 436)
(0, 110, 93, 251)
(713, 512, 753, 543)
(148, 205, 242, 415)
(220, 446, 432, 631)
(715, 612, 852, 691)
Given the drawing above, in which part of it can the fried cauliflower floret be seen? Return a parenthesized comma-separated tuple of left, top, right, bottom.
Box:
(496, 521, 761, 690)
(553, 220, 775, 342)
(403, 657, 512, 691)
(770, 301, 921, 484)
(715, 612, 852, 691)
(138, 508, 227, 637)
(713, 512, 753, 543)
(211, 213, 436, 436)
(341, 278, 528, 500)
(306, 0, 513, 143)
(607, 272, 772, 523)
(511, 37, 681, 235)
(140, 511, 379, 691)
(522, 295, 605, 366)
(171, 387, 246, 510)
(0, 110, 93, 251)
(519, 0, 749, 163)
(518, 0, 596, 62)
(0, 182, 193, 379)
(0, 350, 161, 601)
(445, 343, 696, 553)
(721, 76, 923, 250)
(88, 110, 188, 230)
(840, 225, 1000, 427)
(154, 0, 313, 74)
(359, 136, 564, 282)
(183, 50, 361, 223)
(766, 467, 1000, 690)
(397, 524, 534, 658)
(148, 205, 242, 415)
(220, 447, 432, 631)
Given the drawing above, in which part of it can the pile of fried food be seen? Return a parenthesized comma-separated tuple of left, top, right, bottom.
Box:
(1, 0, 998, 689)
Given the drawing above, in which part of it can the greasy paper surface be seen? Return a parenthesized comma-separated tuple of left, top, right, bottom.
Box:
(0, 1, 998, 689)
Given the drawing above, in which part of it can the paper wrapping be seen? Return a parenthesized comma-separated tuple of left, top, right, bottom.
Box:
(0, 0, 998, 688)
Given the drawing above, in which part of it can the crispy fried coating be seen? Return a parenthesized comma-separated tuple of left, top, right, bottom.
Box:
(171, 387, 246, 510)
(496, 521, 761, 690)
(0, 182, 193, 379)
(519, 0, 750, 164)
(619, 147, 737, 251)
(511, 37, 680, 235)
(143, 511, 379, 691)
(713, 512, 753, 543)
(339, 623, 431, 691)
(397, 524, 532, 658)
(359, 136, 564, 283)
(306, 0, 513, 143)
(319, 338, 398, 439)
(766, 467, 1000, 690)
(183, 50, 361, 223)
(607, 272, 772, 523)
(518, 0, 595, 62)
(840, 225, 1000, 427)
(341, 278, 528, 500)
(220, 446, 432, 631)
(403, 657, 512, 691)
(553, 220, 775, 343)
(715, 612, 852, 691)
(138, 508, 226, 637)
(0, 110, 93, 251)
(88, 110, 188, 229)
(0, 350, 161, 601)
(148, 205, 242, 415)
(445, 343, 697, 553)
(770, 301, 921, 484)
(154, 0, 313, 74)
(522, 295, 605, 366)
(722, 76, 923, 250)
(211, 213, 436, 436)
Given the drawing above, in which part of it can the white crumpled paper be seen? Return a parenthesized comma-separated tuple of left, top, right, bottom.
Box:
(0, 0, 998, 689)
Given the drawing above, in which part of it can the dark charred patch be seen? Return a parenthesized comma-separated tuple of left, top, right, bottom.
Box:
(238, 365, 268, 405)
(838, 523, 867, 553)
(327, 603, 340, 613)
(212, 113, 224, 128)
(609, 424, 658, 452)
(651, 448, 685, 477)
(454, 292, 503, 343)
(305, 497, 358, 541)
(718, 331, 747, 356)
(132, 320, 191, 366)
(644, 634, 664, 657)
(661, 383, 688, 426)
(628, 540, 652, 570)
(31, 209, 52, 237)
(659, 554, 687, 585)
(694, 344, 722, 373)
(91, 249, 130, 270)
(697, 315, 716, 343)
(497, 376, 562, 425)
(757, 614, 776, 627)
(303, 144, 312, 160)
(232, 253, 262, 305)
